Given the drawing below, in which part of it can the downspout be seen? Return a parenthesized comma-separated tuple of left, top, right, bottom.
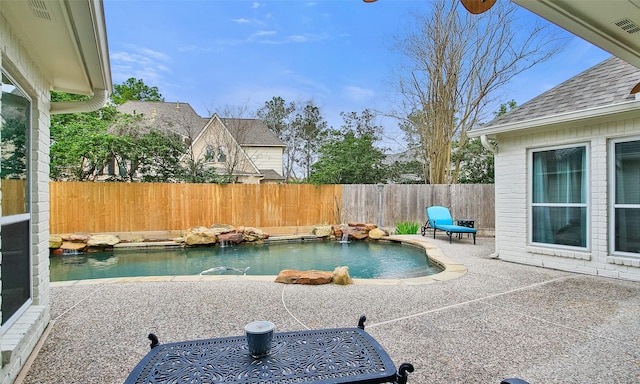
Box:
(50, 88, 109, 115)
(480, 134, 498, 154)
(481, 134, 499, 259)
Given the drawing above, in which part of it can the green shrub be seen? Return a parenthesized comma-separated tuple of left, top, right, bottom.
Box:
(395, 221, 420, 235)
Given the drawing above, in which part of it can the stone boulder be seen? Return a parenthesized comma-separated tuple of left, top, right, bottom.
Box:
(332, 266, 353, 285)
(210, 224, 234, 235)
(312, 225, 333, 238)
(368, 228, 387, 240)
(275, 270, 333, 285)
(239, 227, 267, 242)
(64, 232, 91, 242)
(60, 241, 86, 251)
(49, 235, 63, 249)
(87, 234, 120, 247)
(184, 226, 218, 246)
(218, 232, 244, 244)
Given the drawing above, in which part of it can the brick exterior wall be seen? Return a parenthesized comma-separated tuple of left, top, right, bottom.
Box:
(494, 115, 640, 282)
(1, 11, 51, 384)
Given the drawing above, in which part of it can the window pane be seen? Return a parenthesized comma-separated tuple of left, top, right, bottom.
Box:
(533, 147, 585, 204)
(1, 221, 31, 324)
(615, 140, 640, 205)
(532, 206, 586, 247)
(1, 73, 30, 214)
(615, 208, 640, 253)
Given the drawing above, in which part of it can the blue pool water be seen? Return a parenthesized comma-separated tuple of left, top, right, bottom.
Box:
(49, 240, 443, 281)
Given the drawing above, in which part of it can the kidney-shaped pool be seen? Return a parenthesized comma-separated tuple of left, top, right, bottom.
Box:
(50, 240, 444, 282)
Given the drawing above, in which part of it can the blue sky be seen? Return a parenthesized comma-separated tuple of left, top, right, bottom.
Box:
(104, 0, 611, 152)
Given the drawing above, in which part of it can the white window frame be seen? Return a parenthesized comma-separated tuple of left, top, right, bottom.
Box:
(609, 136, 640, 258)
(0, 70, 33, 333)
(528, 143, 590, 250)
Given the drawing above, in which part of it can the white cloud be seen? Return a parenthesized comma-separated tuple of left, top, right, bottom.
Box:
(253, 30, 277, 37)
(252, 2, 263, 9)
(110, 46, 171, 86)
(232, 18, 250, 24)
(343, 86, 375, 102)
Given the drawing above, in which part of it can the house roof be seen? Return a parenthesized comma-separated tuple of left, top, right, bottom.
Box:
(117, 102, 286, 148)
(117, 101, 206, 137)
(259, 169, 286, 181)
(221, 118, 286, 147)
(471, 56, 640, 136)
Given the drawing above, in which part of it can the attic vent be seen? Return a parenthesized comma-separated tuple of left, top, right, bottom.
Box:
(614, 18, 640, 34)
(29, 0, 52, 21)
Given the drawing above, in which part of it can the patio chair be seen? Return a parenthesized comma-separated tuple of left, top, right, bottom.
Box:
(424, 206, 477, 244)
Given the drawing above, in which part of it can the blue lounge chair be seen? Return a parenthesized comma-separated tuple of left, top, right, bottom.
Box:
(423, 206, 477, 244)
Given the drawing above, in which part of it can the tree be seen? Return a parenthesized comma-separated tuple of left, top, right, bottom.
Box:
(309, 111, 387, 184)
(111, 77, 164, 105)
(258, 97, 327, 181)
(395, 0, 565, 184)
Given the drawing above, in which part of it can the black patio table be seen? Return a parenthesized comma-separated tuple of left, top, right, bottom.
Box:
(123, 326, 413, 384)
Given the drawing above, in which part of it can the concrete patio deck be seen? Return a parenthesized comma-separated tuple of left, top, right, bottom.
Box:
(18, 236, 640, 383)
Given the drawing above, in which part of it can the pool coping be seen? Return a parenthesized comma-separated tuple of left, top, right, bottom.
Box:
(50, 235, 467, 287)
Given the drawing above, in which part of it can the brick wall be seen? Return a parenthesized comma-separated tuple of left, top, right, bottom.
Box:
(1, 10, 51, 384)
(494, 116, 640, 282)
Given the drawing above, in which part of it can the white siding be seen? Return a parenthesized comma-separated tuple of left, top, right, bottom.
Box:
(494, 116, 640, 282)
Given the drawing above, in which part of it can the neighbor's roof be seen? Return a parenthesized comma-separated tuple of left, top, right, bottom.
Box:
(117, 101, 206, 136)
(259, 169, 286, 180)
(221, 118, 286, 147)
(471, 56, 640, 136)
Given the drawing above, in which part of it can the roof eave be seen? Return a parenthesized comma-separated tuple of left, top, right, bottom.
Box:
(469, 99, 640, 138)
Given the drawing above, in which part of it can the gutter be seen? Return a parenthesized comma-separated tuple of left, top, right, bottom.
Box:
(50, 89, 110, 115)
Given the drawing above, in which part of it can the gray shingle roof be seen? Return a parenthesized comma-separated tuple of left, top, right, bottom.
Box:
(117, 101, 206, 137)
(485, 56, 640, 127)
(220, 118, 285, 147)
(116, 101, 285, 147)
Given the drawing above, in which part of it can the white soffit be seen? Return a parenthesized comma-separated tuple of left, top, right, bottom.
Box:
(1, 0, 111, 96)
(514, 0, 640, 69)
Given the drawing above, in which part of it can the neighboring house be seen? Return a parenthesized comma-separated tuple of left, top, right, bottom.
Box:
(0, 1, 111, 383)
(117, 101, 286, 184)
(469, 56, 640, 282)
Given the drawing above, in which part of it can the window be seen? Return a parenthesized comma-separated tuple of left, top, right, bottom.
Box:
(531, 145, 588, 248)
(1, 72, 32, 327)
(205, 145, 215, 162)
(218, 146, 227, 163)
(611, 138, 640, 256)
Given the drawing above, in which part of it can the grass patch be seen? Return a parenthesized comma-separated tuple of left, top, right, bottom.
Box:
(395, 221, 420, 235)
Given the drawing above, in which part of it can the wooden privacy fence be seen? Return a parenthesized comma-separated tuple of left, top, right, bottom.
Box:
(341, 184, 495, 232)
(49, 182, 494, 234)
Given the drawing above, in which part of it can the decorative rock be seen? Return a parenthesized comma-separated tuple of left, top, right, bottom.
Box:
(347, 222, 367, 228)
(241, 227, 266, 242)
(65, 232, 91, 242)
(60, 241, 86, 251)
(274, 270, 300, 284)
(210, 224, 234, 236)
(49, 235, 63, 249)
(365, 223, 377, 231)
(332, 266, 353, 285)
(87, 234, 120, 247)
(275, 270, 333, 285)
(368, 228, 387, 240)
(184, 226, 218, 246)
(313, 225, 333, 238)
(218, 232, 244, 244)
(297, 271, 333, 285)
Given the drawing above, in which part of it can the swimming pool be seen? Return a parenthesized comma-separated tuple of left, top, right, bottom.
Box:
(49, 240, 443, 281)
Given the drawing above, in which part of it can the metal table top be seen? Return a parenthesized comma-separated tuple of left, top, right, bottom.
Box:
(124, 327, 399, 384)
